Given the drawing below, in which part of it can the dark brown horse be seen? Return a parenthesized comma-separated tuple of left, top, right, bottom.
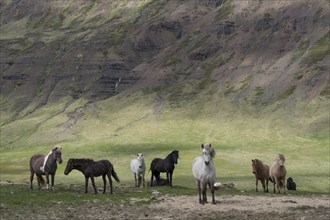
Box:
(251, 159, 270, 192)
(64, 158, 120, 194)
(30, 146, 63, 190)
(149, 150, 179, 187)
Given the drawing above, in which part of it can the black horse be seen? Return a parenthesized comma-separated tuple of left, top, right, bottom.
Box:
(64, 158, 120, 194)
(149, 150, 179, 187)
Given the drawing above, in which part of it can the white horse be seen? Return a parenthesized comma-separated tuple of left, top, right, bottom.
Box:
(192, 143, 216, 205)
(130, 153, 146, 187)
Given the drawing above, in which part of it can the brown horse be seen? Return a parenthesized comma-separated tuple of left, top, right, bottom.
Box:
(251, 159, 270, 192)
(64, 158, 120, 194)
(150, 150, 179, 187)
(30, 146, 63, 190)
(269, 154, 287, 194)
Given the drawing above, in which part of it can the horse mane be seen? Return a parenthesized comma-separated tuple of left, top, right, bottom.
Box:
(53, 145, 62, 152)
(277, 154, 285, 161)
(167, 150, 179, 159)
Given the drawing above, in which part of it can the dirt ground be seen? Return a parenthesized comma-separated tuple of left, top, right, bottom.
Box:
(1, 182, 329, 219)
(68, 194, 330, 220)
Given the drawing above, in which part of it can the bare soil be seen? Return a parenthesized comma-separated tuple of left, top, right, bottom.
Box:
(1, 182, 329, 220)
(48, 194, 330, 220)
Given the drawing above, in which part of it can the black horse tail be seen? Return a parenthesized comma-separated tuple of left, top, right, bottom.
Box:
(37, 175, 46, 186)
(112, 169, 120, 183)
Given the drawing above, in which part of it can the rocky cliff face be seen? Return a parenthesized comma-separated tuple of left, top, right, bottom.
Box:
(0, 0, 329, 146)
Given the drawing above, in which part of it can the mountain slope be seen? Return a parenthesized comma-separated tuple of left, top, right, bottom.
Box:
(0, 0, 329, 148)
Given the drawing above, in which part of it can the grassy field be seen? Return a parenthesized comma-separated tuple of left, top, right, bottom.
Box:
(0, 86, 329, 220)
(1, 90, 329, 193)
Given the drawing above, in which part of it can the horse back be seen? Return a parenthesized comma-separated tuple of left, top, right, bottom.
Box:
(91, 160, 113, 177)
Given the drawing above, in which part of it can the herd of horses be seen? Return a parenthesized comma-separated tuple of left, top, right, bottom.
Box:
(29, 144, 289, 205)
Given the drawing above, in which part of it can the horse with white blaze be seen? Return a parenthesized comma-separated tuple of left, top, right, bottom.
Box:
(130, 153, 146, 187)
(192, 143, 216, 205)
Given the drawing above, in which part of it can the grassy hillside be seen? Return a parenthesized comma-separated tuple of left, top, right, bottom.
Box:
(0, 0, 329, 193)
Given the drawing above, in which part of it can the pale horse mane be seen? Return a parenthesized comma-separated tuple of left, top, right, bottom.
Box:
(54, 145, 62, 152)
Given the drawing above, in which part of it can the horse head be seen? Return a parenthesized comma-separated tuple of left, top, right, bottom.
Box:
(201, 143, 215, 166)
(64, 158, 73, 175)
(252, 159, 257, 174)
(201, 148, 212, 166)
(52, 146, 62, 164)
(276, 154, 285, 167)
(136, 153, 145, 168)
(171, 150, 179, 164)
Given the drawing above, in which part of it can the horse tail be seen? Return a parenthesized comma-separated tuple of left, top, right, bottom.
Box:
(111, 168, 120, 183)
(37, 175, 46, 186)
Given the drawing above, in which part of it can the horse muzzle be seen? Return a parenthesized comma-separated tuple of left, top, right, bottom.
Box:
(205, 161, 210, 166)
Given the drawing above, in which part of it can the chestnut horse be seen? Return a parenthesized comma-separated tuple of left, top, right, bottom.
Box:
(251, 159, 270, 192)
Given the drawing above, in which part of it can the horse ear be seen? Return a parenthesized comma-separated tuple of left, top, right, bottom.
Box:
(209, 143, 212, 148)
(252, 159, 254, 162)
(201, 144, 204, 149)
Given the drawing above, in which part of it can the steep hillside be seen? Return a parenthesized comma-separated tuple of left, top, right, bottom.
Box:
(0, 0, 329, 149)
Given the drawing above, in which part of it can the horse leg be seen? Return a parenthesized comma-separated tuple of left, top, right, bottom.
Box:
(210, 180, 216, 204)
(196, 180, 202, 204)
(150, 171, 154, 187)
(255, 178, 258, 192)
(275, 177, 280, 194)
(283, 178, 287, 194)
(138, 174, 141, 187)
(51, 174, 55, 190)
(30, 171, 34, 190)
(271, 177, 276, 194)
(36, 174, 41, 189)
(107, 172, 113, 194)
(261, 179, 266, 192)
(142, 173, 145, 187)
(266, 179, 269, 192)
(134, 173, 138, 187)
(102, 175, 106, 194)
(91, 177, 97, 194)
(169, 171, 173, 187)
(85, 176, 89, 193)
(201, 181, 207, 204)
(45, 173, 50, 190)
(90, 177, 97, 194)
(166, 172, 170, 186)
